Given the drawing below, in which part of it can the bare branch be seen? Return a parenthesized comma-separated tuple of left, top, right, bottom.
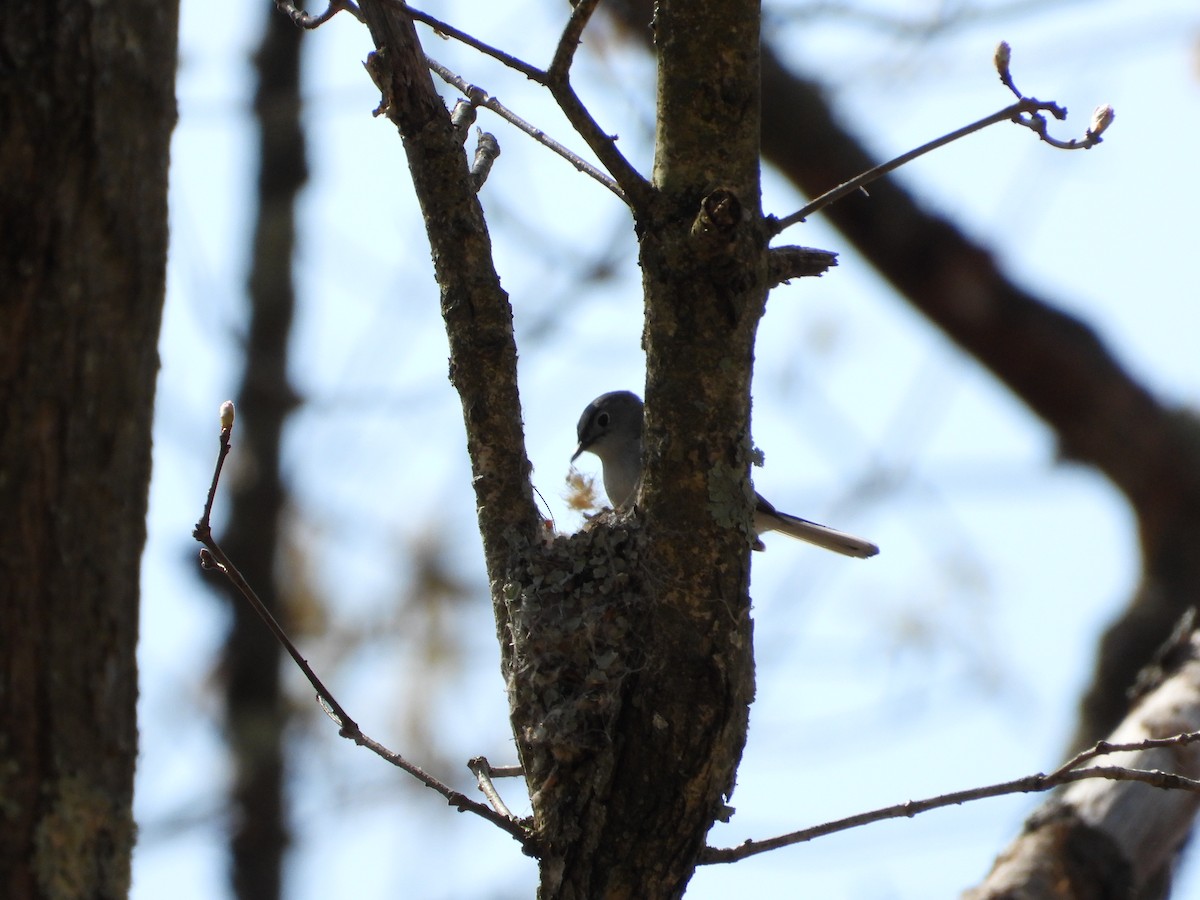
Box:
(401, 1, 545, 82)
(193, 409, 536, 853)
(542, 0, 653, 209)
(771, 42, 1112, 235)
(701, 735, 1200, 865)
(426, 58, 625, 199)
(1048, 730, 1200, 780)
(546, 0, 595, 83)
(710, 637, 1200, 872)
(481, 761, 525, 779)
(275, 0, 362, 29)
(283, 0, 646, 206)
(770, 98, 1051, 234)
(967, 626, 1200, 896)
(468, 757, 522, 822)
(993, 38, 1120, 151)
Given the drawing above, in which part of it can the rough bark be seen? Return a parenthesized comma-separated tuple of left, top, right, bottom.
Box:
(629, 0, 765, 894)
(216, 10, 307, 900)
(0, 0, 178, 895)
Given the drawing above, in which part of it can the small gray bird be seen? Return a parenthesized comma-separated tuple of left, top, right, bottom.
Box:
(572, 391, 879, 558)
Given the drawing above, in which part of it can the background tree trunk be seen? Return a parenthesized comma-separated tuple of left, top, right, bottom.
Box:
(0, 0, 179, 896)
(217, 10, 306, 899)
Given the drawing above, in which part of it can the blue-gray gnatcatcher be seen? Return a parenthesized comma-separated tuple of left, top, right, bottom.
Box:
(571, 391, 879, 558)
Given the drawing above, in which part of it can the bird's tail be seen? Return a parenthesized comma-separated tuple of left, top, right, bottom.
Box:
(757, 506, 879, 558)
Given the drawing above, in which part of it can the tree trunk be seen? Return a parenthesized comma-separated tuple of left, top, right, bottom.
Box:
(350, 0, 766, 895)
(0, 0, 179, 896)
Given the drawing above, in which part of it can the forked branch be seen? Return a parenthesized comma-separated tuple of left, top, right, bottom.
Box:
(276, 0, 362, 28)
(540, 0, 653, 209)
(281, 0, 648, 204)
(703, 731, 1200, 864)
(427, 59, 625, 199)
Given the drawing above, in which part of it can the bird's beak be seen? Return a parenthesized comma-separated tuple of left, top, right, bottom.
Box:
(570, 443, 585, 463)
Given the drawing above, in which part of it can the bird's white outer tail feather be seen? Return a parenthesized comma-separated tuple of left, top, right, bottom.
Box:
(759, 509, 879, 559)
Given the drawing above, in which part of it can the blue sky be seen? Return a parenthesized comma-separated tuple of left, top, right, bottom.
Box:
(137, 1, 1200, 897)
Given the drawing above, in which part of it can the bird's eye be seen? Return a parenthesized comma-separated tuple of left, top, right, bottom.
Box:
(596, 412, 610, 428)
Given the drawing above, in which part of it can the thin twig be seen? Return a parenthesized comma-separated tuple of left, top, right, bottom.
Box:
(701, 735, 1200, 864)
(288, 0, 645, 206)
(275, 0, 363, 28)
(1047, 730, 1200, 780)
(192, 405, 535, 852)
(771, 42, 1112, 235)
(546, 0, 595, 83)
(1058, 764, 1200, 792)
(197, 402, 235, 532)
(400, 1, 545, 82)
(484, 763, 526, 778)
(770, 98, 1058, 234)
(400, 0, 643, 203)
(468, 757, 518, 821)
(426, 57, 625, 199)
(542, 0, 652, 210)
